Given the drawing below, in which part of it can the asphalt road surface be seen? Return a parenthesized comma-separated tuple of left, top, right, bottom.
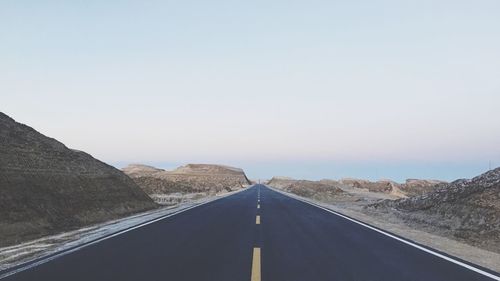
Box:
(2, 185, 499, 281)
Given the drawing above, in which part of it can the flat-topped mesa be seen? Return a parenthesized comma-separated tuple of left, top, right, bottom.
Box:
(168, 164, 246, 175)
(122, 163, 251, 204)
(162, 164, 251, 190)
(0, 112, 156, 247)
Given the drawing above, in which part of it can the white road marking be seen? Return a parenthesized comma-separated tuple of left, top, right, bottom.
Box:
(0, 189, 245, 280)
(269, 186, 500, 281)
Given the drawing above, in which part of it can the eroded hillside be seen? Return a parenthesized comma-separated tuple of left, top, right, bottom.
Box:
(368, 168, 500, 251)
(0, 113, 156, 247)
(123, 163, 251, 204)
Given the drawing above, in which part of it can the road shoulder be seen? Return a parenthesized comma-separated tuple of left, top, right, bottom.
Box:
(267, 186, 500, 274)
(0, 188, 247, 276)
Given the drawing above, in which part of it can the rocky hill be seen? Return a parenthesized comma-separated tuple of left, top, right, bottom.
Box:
(267, 177, 346, 202)
(266, 176, 298, 189)
(269, 176, 444, 200)
(399, 179, 447, 196)
(0, 113, 156, 247)
(339, 178, 398, 193)
(122, 164, 164, 177)
(368, 168, 500, 251)
(338, 178, 445, 198)
(123, 163, 251, 204)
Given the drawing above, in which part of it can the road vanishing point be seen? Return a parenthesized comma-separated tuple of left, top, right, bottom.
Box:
(1, 185, 499, 281)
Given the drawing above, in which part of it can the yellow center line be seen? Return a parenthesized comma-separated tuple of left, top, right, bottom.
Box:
(251, 247, 261, 281)
(256, 215, 260, 224)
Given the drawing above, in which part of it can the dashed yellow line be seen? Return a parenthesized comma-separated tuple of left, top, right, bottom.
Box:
(252, 190, 261, 281)
(251, 247, 261, 281)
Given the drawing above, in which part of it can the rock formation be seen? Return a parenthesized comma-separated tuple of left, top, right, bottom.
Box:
(265, 176, 298, 189)
(338, 178, 445, 198)
(267, 177, 346, 201)
(0, 112, 156, 247)
(269, 176, 444, 200)
(123, 163, 251, 204)
(399, 179, 447, 196)
(368, 168, 500, 250)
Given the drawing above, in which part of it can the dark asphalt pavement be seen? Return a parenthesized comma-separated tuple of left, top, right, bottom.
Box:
(2, 185, 498, 281)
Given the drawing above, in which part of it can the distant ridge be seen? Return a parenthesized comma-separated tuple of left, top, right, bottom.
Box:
(123, 163, 251, 204)
(268, 176, 445, 198)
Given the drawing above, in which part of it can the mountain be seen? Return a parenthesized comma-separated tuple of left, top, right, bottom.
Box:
(369, 168, 500, 250)
(0, 112, 156, 247)
(122, 163, 251, 204)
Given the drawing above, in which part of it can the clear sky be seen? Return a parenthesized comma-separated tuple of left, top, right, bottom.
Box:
(2, 0, 499, 182)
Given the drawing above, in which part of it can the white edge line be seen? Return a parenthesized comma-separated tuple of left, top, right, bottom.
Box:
(267, 185, 500, 281)
(0, 189, 246, 280)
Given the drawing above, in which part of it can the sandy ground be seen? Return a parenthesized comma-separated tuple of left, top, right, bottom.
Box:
(270, 187, 500, 273)
(0, 189, 244, 272)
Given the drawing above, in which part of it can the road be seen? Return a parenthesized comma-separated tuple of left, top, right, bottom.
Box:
(1, 185, 498, 281)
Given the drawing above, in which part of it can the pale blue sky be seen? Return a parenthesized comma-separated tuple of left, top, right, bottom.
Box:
(2, 1, 499, 181)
